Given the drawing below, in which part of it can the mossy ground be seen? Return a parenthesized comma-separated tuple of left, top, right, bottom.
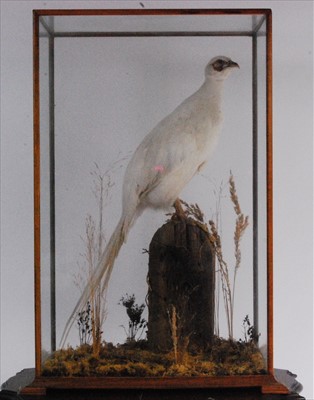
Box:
(42, 338, 266, 377)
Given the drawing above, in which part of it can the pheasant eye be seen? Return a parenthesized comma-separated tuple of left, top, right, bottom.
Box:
(213, 60, 225, 72)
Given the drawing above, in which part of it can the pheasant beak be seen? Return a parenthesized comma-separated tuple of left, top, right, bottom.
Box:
(227, 60, 240, 69)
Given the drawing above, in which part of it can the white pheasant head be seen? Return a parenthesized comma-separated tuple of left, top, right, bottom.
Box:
(205, 56, 239, 80)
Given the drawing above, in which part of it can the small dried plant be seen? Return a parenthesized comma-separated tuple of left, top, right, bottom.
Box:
(168, 305, 179, 364)
(77, 301, 92, 346)
(74, 163, 115, 356)
(167, 287, 197, 365)
(119, 293, 147, 342)
(240, 315, 260, 344)
(180, 200, 205, 224)
(209, 172, 249, 340)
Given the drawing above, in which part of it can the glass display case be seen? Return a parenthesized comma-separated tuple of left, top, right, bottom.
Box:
(24, 8, 289, 396)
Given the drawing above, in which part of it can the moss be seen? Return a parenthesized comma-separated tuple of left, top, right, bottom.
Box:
(167, 364, 191, 376)
(42, 338, 266, 378)
(196, 361, 216, 375)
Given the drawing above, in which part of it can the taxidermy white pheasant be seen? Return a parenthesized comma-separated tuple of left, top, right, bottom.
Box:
(61, 56, 239, 346)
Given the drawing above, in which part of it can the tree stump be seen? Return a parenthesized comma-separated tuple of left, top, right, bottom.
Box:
(147, 216, 215, 354)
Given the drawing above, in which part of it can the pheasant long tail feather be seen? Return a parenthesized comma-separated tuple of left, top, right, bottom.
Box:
(60, 216, 128, 348)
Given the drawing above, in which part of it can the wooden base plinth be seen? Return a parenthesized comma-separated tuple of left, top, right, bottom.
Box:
(20, 374, 300, 399)
(20, 388, 305, 400)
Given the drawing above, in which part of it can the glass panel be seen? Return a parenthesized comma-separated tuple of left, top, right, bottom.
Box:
(39, 24, 53, 356)
(40, 14, 266, 35)
(256, 17, 268, 364)
(37, 12, 269, 380)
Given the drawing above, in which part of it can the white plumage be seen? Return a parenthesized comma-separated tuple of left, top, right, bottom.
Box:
(60, 56, 239, 346)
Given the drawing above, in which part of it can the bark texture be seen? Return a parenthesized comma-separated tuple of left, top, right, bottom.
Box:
(147, 217, 215, 353)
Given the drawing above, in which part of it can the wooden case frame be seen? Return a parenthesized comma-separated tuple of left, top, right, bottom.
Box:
(23, 8, 290, 397)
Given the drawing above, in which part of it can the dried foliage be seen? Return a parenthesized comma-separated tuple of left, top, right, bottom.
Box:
(119, 293, 147, 342)
(170, 173, 249, 341)
(166, 286, 198, 365)
(74, 164, 114, 356)
(180, 200, 205, 223)
(208, 172, 249, 340)
(168, 305, 179, 364)
(241, 315, 260, 344)
(77, 302, 92, 346)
